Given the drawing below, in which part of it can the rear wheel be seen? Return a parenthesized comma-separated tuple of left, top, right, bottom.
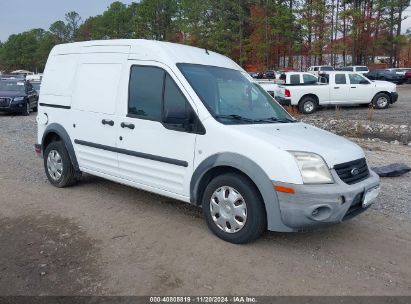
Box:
(372, 93, 390, 109)
(44, 141, 77, 187)
(298, 96, 318, 114)
(202, 173, 266, 244)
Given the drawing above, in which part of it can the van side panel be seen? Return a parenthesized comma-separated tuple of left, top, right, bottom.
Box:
(40, 54, 79, 107)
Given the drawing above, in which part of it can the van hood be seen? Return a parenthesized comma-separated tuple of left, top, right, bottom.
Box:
(232, 122, 365, 168)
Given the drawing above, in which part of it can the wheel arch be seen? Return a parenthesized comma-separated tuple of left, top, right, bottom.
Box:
(298, 94, 319, 106)
(373, 91, 392, 103)
(190, 153, 292, 232)
(41, 123, 79, 171)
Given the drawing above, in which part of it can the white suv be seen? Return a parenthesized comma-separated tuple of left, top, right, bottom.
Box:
(35, 40, 380, 243)
(307, 66, 335, 76)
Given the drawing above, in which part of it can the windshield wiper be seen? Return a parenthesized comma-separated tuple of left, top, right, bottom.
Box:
(215, 114, 259, 123)
(255, 117, 297, 123)
(215, 114, 296, 124)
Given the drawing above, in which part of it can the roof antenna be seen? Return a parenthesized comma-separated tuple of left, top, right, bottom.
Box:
(205, 48, 209, 55)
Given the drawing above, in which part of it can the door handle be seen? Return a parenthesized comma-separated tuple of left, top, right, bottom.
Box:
(102, 119, 114, 126)
(334, 87, 340, 89)
(121, 122, 135, 130)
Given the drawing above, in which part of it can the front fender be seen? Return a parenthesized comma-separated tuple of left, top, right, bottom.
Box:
(190, 152, 293, 232)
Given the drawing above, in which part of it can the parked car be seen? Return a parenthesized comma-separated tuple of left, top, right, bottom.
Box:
(365, 69, 406, 84)
(35, 40, 380, 244)
(307, 66, 334, 76)
(405, 70, 411, 83)
(385, 68, 411, 75)
(258, 72, 318, 100)
(264, 70, 276, 79)
(0, 78, 38, 115)
(248, 72, 259, 78)
(276, 71, 398, 114)
(341, 66, 369, 75)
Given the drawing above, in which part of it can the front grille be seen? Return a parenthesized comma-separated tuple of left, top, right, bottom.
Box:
(0, 97, 11, 108)
(334, 158, 369, 185)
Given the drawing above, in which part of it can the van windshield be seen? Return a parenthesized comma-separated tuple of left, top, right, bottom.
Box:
(177, 64, 295, 124)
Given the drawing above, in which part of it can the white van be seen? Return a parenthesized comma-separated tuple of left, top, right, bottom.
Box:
(35, 40, 380, 243)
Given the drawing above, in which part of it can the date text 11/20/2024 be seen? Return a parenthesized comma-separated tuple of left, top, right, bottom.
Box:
(149, 296, 257, 303)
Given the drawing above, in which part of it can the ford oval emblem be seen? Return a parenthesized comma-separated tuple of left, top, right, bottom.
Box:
(351, 168, 360, 176)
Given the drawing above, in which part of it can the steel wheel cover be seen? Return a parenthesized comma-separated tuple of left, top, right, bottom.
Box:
(47, 150, 63, 181)
(210, 186, 247, 233)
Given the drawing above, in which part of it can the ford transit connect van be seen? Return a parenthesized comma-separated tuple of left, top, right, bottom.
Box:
(35, 40, 380, 243)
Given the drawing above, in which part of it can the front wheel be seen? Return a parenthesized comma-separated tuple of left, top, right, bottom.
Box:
(44, 141, 78, 187)
(22, 101, 30, 116)
(372, 93, 390, 109)
(202, 173, 266, 244)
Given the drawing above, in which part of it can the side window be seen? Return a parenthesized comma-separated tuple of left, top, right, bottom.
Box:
(303, 74, 317, 84)
(289, 74, 301, 84)
(163, 74, 190, 124)
(128, 66, 164, 120)
(335, 74, 347, 84)
(349, 73, 367, 85)
(314, 67, 319, 71)
(26, 82, 33, 91)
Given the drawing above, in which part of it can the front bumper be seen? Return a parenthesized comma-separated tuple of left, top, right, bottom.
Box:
(390, 92, 399, 103)
(274, 170, 380, 231)
(0, 100, 26, 112)
(275, 96, 291, 106)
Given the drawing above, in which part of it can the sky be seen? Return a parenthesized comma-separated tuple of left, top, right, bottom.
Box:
(0, 1, 411, 42)
(0, 0, 135, 42)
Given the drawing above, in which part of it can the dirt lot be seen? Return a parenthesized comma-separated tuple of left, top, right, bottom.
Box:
(0, 95, 410, 295)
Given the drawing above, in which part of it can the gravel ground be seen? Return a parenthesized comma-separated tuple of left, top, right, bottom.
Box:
(0, 111, 410, 296)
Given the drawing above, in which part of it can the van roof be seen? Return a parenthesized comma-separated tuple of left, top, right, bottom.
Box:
(50, 39, 241, 71)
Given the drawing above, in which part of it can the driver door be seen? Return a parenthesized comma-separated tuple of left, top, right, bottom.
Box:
(116, 61, 202, 198)
(348, 73, 372, 103)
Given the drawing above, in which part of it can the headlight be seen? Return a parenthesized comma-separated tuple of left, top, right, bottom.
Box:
(290, 151, 333, 184)
(13, 97, 25, 102)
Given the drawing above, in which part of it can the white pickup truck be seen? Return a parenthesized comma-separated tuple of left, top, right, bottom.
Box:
(258, 72, 318, 98)
(276, 71, 398, 114)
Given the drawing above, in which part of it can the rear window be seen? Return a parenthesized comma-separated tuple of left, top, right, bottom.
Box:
(356, 67, 368, 72)
(320, 66, 334, 71)
(289, 74, 301, 84)
(341, 67, 353, 71)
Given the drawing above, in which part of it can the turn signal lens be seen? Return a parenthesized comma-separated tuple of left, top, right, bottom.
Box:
(274, 185, 295, 194)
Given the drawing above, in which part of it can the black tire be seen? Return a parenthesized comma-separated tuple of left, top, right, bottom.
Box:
(372, 92, 390, 109)
(44, 141, 77, 188)
(22, 101, 30, 116)
(298, 96, 318, 114)
(202, 173, 266, 244)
